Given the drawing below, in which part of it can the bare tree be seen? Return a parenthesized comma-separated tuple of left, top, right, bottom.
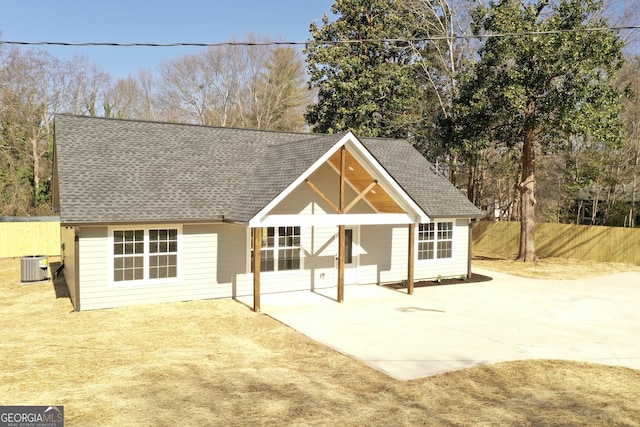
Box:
(103, 70, 158, 120)
(158, 47, 239, 126)
(604, 0, 640, 53)
(249, 46, 311, 131)
(60, 54, 112, 116)
(400, 0, 476, 185)
(617, 55, 640, 226)
(157, 37, 311, 130)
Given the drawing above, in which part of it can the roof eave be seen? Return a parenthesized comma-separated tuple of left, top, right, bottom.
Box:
(427, 213, 484, 220)
(59, 217, 227, 227)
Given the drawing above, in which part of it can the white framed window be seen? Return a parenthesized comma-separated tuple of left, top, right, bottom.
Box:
(251, 226, 301, 272)
(110, 226, 182, 284)
(113, 229, 145, 281)
(418, 222, 453, 260)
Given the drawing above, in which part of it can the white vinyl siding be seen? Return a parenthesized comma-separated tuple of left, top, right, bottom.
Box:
(75, 220, 471, 310)
(359, 225, 410, 284)
(77, 224, 243, 310)
(414, 219, 469, 280)
(359, 220, 470, 285)
(236, 225, 336, 296)
(305, 225, 337, 289)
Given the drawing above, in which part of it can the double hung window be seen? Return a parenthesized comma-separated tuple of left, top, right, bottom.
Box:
(112, 227, 180, 283)
(417, 222, 453, 260)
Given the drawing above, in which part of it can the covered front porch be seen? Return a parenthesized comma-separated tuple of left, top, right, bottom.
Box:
(235, 279, 406, 312)
(245, 138, 429, 312)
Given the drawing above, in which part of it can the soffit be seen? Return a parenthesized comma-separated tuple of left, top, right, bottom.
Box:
(327, 148, 405, 214)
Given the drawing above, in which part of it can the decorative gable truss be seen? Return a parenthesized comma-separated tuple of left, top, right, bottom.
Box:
(249, 132, 429, 228)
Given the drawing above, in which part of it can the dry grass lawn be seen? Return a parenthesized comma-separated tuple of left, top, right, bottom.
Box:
(474, 256, 640, 279)
(2, 257, 640, 426)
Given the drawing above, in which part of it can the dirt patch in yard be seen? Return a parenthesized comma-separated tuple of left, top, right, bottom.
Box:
(1, 257, 639, 426)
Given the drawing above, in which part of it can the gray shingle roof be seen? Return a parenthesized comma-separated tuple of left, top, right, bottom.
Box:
(361, 137, 482, 218)
(54, 115, 480, 224)
(230, 132, 349, 221)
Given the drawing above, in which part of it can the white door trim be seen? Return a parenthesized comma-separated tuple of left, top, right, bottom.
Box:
(336, 225, 359, 285)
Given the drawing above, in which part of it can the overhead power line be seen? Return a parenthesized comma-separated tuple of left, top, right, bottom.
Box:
(0, 25, 639, 48)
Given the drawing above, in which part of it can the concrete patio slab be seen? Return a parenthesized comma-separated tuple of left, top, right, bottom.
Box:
(255, 268, 640, 380)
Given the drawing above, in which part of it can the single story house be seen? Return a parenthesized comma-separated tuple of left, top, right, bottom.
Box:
(52, 115, 481, 311)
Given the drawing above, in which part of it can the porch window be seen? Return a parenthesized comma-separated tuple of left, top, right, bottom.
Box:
(417, 222, 453, 260)
(112, 227, 180, 282)
(251, 226, 301, 272)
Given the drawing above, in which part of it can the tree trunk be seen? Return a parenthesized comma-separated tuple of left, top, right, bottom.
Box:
(592, 187, 600, 225)
(467, 159, 476, 204)
(630, 149, 638, 227)
(516, 132, 538, 262)
(449, 152, 458, 187)
(29, 133, 41, 211)
(576, 199, 583, 225)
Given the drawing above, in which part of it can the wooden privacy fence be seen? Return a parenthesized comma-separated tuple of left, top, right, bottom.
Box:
(0, 217, 60, 258)
(473, 221, 640, 265)
(2, 217, 639, 264)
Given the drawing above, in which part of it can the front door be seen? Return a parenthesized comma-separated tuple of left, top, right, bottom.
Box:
(343, 226, 358, 284)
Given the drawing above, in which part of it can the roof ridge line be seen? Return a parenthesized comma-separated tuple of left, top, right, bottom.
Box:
(54, 113, 318, 137)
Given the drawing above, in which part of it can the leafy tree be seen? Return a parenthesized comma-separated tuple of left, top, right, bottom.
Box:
(305, 0, 436, 139)
(455, 0, 625, 261)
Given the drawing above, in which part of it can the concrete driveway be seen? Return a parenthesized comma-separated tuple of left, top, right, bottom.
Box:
(253, 268, 640, 380)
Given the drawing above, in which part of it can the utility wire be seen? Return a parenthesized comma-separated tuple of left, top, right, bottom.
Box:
(0, 25, 639, 48)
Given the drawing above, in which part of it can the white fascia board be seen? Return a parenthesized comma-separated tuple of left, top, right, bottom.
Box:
(251, 213, 414, 228)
